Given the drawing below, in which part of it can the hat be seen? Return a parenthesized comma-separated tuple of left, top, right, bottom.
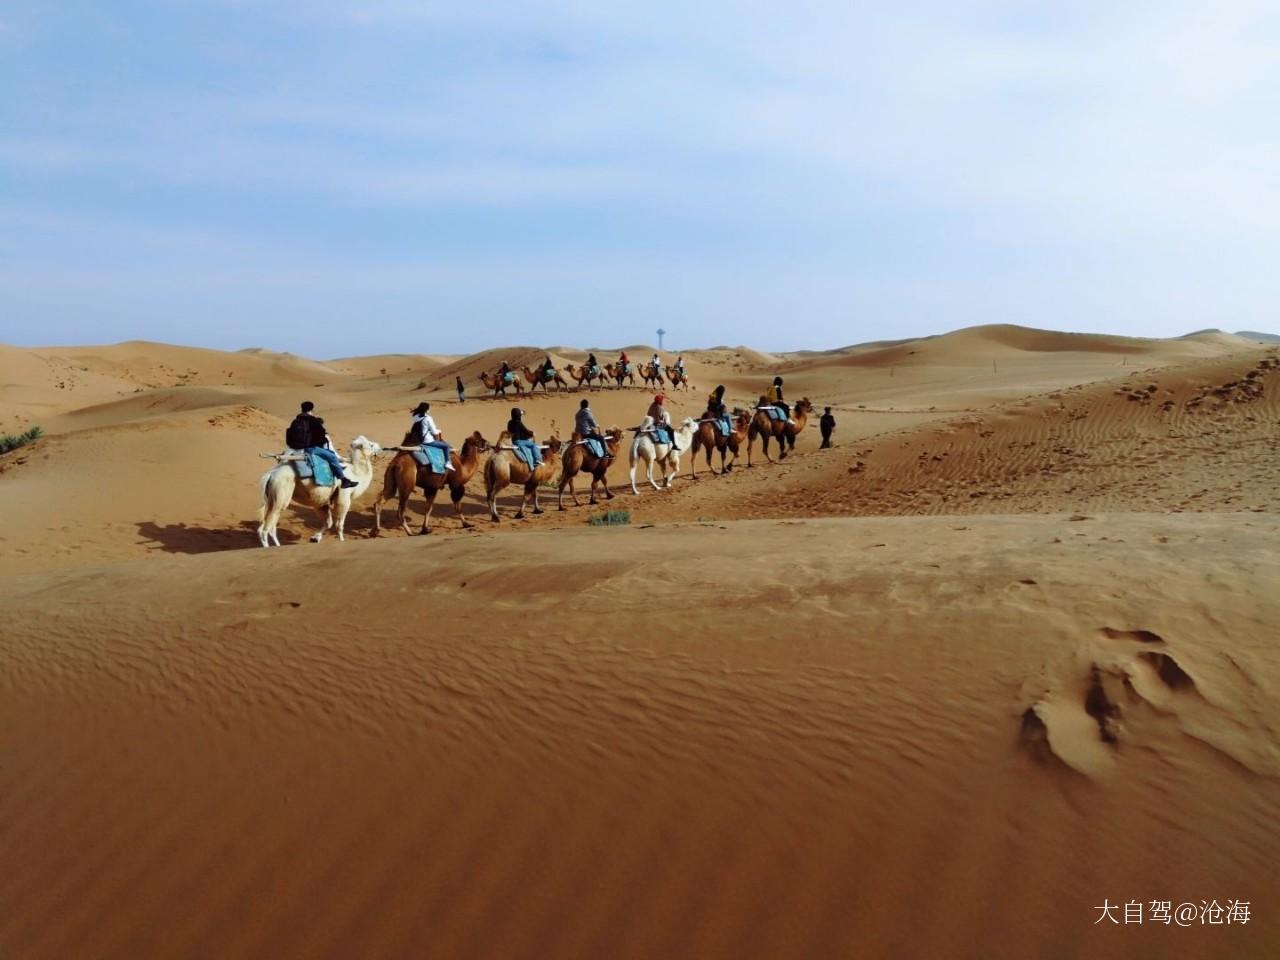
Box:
(412, 402, 430, 416)
(300, 400, 314, 413)
(653, 394, 665, 404)
(511, 407, 523, 418)
(773, 376, 783, 385)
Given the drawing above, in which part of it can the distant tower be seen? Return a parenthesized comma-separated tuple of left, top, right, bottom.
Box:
(657, 327, 666, 350)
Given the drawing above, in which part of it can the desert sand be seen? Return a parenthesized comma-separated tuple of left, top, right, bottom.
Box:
(2, 324, 1278, 959)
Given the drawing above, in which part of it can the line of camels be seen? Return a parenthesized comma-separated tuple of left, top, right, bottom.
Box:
(257, 396, 814, 548)
(478, 361, 690, 397)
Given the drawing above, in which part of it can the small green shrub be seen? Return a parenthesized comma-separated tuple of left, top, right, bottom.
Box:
(589, 509, 631, 527)
(0, 426, 43, 455)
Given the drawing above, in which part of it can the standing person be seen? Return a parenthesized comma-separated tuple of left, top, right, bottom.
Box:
(455, 376, 466, 404)
(575, 398, 611, 458)
(285, 401, 357, 488)
(820, 406, 836, 448)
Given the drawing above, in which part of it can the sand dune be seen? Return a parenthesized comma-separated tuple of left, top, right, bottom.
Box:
(2, 516, 1276, 959)
(2, 325, 1277, 958)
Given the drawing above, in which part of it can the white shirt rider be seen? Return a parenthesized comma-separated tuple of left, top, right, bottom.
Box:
(413, 413, 440, 445)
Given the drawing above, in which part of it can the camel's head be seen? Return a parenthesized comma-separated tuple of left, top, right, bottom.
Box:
(348, 435, 382, 460)
(544, 436, 563, 455)
(468, 430, 490, 452)
(564, 363, 576, 372)
(606, 426, 624, 446)
(795, 397, 814, 415)
(679, 417, 697, 431)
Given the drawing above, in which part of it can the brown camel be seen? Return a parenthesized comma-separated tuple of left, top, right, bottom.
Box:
(606, 362, 636, 388)
(521, 364, 568, 393)
(479, 370, 525, 398)
(665, 366, 691, 391)
(484, 434, 564, 521)
(690, 409, 750, 478)
(640, 363, 664, 389)
(564, 363, 605, 391)
(557, 427, 622, 509)
(371, 431, 489, 536)
(747, 397, 813, 466)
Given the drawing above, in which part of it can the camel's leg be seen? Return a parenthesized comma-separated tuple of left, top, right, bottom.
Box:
(629, 459, 640, 495)
(588, 473, 598, 505)
(398, 483, 413, 535)
(531, 481, 544, 515)
(601, 471, 614, 501)
(451, 485, 471, 529)
(333, 498, 351, 542)
(648, 456, 660, 491)
(419, 488, 438, 535)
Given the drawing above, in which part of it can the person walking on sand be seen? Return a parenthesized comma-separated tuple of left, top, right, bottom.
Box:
(820, 406, 836, 448)
(455, 376, 466, 404)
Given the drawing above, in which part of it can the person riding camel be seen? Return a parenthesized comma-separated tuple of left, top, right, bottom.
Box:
(675, 355, 686, 375)
(650, 353, 661, 375)
(408, 401, 453, 471)
(499, 359, 514, 385)
(506, 407, 542, 467)
(575, 398, 612, 459)
(618, 350, 630, 373)
(587, 352, 600, 376)
(646, 393, 680, 450)
(286, 401, 358, 488)
(766, 376, 793, 423)
(706, 383, 726, 416)
(541, 355, 555, 380)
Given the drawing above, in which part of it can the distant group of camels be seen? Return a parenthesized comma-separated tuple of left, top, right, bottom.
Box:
(256, 393, 814, 548)
(479, 361, 691, 397)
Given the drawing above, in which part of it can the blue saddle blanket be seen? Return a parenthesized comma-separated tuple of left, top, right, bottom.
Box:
(291, 450, 334, 486)
(714, 416, 733, 437)
(411, 442, 451, 474)
(502, 370, 516, 384)
(584, 437, 607, 459)
(542, 367, 556, 381)
(513, 438, 542, 468)
(652, 425, 673, 446)
(760, 405, 786, 422)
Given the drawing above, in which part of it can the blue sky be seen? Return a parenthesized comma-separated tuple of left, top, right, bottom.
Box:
(2, 1, 1278, 354)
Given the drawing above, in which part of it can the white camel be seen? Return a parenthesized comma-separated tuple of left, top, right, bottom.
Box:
(257, 436, 381, 547)
(629, 416, 697, 494)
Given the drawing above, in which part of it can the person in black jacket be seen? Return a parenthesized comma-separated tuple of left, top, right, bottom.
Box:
(506, 407, 542, 466)
(705, 383, 726, 416)
(820, 406, 836, 448)
(288, 401, 357, 488)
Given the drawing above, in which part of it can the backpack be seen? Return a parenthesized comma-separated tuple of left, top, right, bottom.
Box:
(285, 416, 310, 450)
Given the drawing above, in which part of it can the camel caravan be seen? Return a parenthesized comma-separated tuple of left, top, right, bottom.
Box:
(255, 374, 826, 547)
(476, 351, 691, 399)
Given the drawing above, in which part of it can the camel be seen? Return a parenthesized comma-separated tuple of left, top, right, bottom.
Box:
(484, 434, 564, 521)
(521, 364, 568, 393)
(747, 396, 814, 466)
(640, 363, 664, 389)
(665, 366, 691, 391)
(564, 363, 606, 391)
(479, 370, 525, 398)
(690, 409, 750, 478)
(607, 362, 636, 389)
(557, 427, 623, 509)
(371, 431, 489, 536)
(257, 436, 381, 547)
(629, 416, 697, 494)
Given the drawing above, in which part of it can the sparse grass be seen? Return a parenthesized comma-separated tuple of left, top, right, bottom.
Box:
(0, 426, 43, 455)
(588, 509, 631, 527)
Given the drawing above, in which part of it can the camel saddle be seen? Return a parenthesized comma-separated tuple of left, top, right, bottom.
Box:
(291, 450, 334, 486)
(512, 439, 542, 468)
(759, 405, 786, 422)
(411, 442, 451, 475)
(715, 415, 733, 436)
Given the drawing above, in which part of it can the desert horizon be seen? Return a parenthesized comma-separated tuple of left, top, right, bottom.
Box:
(3, 319, 1278, 958)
